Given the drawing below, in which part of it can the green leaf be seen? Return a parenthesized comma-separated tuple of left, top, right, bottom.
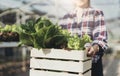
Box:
(21, 20, 36, 34)
(32, 26, 49, 49)
(19, 32, 33, 46)
(3, 25, 12, 32)
(45, 35, 67, 48)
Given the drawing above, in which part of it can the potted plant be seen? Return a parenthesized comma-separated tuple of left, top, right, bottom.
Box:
(0, 24, 19, 47)
(17, 17, 92, 76)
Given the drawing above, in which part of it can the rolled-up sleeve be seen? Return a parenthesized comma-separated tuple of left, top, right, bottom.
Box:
(92, 10, 108, 51)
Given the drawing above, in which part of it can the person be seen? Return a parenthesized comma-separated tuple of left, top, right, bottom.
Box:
(59, 0, 108, 76)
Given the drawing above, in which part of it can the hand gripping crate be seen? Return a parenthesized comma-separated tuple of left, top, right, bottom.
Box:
(30, 48, 91, 76)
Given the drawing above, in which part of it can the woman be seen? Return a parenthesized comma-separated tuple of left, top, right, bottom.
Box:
(59, 0, 108, 76)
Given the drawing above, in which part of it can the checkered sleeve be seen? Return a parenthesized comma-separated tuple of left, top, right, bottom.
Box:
(92, 10, 108, 51)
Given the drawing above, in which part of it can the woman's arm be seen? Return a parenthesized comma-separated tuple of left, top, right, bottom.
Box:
(86, 10, 108, 57)
(92, 10, 108, 51)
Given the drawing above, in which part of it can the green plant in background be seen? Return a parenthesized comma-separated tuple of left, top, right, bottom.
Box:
(0, 24, 19, 42)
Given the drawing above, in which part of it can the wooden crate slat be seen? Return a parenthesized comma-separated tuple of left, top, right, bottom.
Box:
(30, 58, 91, 73)
(30, 70, 91, 76)
(31, 48, 91, 61)
(30, 69, 88, 76)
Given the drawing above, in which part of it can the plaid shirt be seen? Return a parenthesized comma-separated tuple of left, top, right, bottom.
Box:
(59, 7, 108, 63)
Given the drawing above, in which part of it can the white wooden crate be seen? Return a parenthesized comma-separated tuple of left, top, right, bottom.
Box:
(30, 48, 91, 76)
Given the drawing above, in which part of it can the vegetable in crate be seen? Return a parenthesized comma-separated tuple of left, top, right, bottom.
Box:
(17, 17, 68, 49)
(67, 34, 92, 50)
(17, 17, 92, 50)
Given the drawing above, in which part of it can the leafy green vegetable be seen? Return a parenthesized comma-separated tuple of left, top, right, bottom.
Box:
(67, 34, 92, 50)
(17, 16, 92, 50)
(0, 25, 2, 31)
(18, 17, 67, 49)
(0, 25, 12, 32)
(0, 24, 20, 42)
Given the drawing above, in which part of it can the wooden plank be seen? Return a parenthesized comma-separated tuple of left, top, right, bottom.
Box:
(30, 69, 78, 76)
(31, 48, 91, 61)
(30, 69, 91, 76)
(30, 58, 91, 73)
(0, 42, 18, 48)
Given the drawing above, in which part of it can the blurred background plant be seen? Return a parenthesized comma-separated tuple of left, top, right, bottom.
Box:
(0, 24, 19, 42)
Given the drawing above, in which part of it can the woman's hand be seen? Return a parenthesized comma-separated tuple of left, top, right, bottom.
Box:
(86, 44, 99, 57)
